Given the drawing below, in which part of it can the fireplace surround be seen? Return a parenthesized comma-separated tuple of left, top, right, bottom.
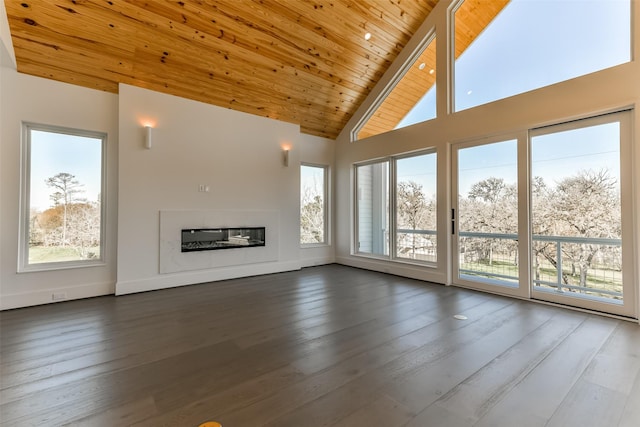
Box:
(159, 210, 279, 274)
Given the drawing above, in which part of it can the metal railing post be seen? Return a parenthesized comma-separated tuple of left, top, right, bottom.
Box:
(556, 240, 563, 293)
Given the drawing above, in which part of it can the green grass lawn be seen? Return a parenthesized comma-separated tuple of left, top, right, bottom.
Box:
(29, 246, 100, 263)
(461, 258, 622, 297)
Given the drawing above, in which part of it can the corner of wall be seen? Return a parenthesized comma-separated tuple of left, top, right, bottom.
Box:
(0, 1, 16, 69)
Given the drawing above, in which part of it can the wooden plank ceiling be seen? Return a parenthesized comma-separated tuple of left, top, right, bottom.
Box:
(4, 0, 439, 139)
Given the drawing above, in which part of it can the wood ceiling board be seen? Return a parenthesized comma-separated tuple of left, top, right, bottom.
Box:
(131, 1, 375, 85)
(270, 0, 404, 82)
(454, 0, 509, 58)
(224, 0, 393, 90)
(10, 31, 135, 74)
(5, 0, 438, 139)
(358, 38, 437, 139)
(117, 1, 368, 112)
(15, 57, 120, 92)
(8, 1, 138, 55)
(119, 10, 364, 121)
(128, 41, 358, 118)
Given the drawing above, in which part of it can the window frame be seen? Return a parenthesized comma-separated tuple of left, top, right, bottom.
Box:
(18, 122, 108, 272)
(353, 148, 437, 266)
(354, 158, 390, 258)
(393, 149, 438, 264)
(300, 162, 330, 247)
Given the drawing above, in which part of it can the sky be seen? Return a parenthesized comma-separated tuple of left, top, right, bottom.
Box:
(396, 152, 437, 200)
(398, 0, 630, 127)
(30, 131, 102, 211)
(395, 0, 629, 196)
(530, 122, 621, 189)
(300, 164, 325, 201)
(455, 121, 621, 196)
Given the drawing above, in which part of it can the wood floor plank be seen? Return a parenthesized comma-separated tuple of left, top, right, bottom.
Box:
(0, 265, 636, 427)
(472, 316, 619, 427)
(404, 310, 585, 426)
(271, 300, 558, 427)
(546, 379, 628, 427)
(136, 292, 493, 427)
(580, 322, 640, 395)
(618, 369, 640, 427)
(151, 290, 451, 410)
(330, 394, 415, 427)
(214, 298, 519, 426)
(62, 396, 158, 427)
(3, 270, 412, 397)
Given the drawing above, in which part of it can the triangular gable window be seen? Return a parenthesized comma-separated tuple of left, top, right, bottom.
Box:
(354, 35, 437, 141)
(352, 0, 510, 141)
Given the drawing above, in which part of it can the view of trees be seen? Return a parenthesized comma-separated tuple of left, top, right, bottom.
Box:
(29, 172, 101, 262)
(531, 169, 621, 296)
(301, 192, 324, 244)
(456, 169, 621, 298)
(392, 168, 621, 299)
(396, 181, 436, 260)
(459, 177, 518, 269)
(300, 166, 325, 244)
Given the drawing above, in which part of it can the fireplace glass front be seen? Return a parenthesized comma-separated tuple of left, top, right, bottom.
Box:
(181, 227, 265, 252)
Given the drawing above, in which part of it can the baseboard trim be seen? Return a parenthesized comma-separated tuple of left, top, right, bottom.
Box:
(299, 256, 335, 268)
(1, 281, 115, 310)
(335, 255, 446, 285)
(115, 260, 302, 295)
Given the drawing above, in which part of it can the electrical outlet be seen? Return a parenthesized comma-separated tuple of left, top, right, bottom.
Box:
(52, 293, 66, 301)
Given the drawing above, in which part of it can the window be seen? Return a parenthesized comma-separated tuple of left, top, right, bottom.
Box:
(453, 0, 631, 112)
(19, 123, 106, 271)
(356, 160, 389, 256)
(455, 138, 518, 287)
(353, 34, 437, 141)
(396, 152, 437, 262)
(300, 164, 328, 245)
(355, 150, 437, 263)
(531, 115, 624, 302)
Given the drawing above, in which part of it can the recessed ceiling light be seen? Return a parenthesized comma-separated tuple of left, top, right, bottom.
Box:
(467, 90, 473, 95)
(429, 69, 435, 75)
(364, 32, 371, 41)
(418, 63, 426, 70)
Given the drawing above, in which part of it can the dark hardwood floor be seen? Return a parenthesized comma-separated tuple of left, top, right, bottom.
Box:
(1, 264, 638, 427)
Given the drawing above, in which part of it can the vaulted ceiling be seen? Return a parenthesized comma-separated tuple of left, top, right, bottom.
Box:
(4, 0, 439, 139)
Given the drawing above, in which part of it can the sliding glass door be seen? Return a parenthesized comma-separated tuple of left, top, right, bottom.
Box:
(530, 111, 634, 317)
(452, 111, 635, 317)
(452, 134, 529, 298)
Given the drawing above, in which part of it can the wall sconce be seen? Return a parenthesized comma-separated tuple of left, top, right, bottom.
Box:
(283, 147, 289, 167)
(144, 125, 153, 149)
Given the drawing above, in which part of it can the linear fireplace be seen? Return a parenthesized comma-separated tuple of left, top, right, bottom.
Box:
(181, 227, 266, 252)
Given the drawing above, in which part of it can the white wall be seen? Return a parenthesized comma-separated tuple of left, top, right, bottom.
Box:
(0, 75, 335, 307)
(0, 68, 119, 309)
(116, 84, 335, 295)
(334, 0, 640, 295)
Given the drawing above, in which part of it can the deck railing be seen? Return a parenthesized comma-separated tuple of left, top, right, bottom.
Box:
(457, 231, 622, 300)
(384, 228, 622, 300)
